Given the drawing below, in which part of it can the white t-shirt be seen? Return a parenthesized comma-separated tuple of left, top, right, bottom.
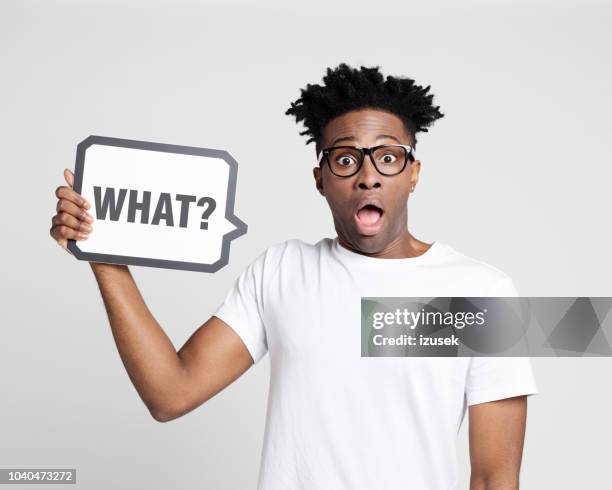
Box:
(213, 237, 538, 490)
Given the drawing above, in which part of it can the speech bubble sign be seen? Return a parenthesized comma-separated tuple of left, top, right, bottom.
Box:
(67, 135, 247, 272)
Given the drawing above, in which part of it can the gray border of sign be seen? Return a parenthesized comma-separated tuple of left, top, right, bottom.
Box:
(67, 135, 248, 273)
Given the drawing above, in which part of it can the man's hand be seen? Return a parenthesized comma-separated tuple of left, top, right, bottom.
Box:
(469, 395, 528, 490)
(50, 168, 94, 254)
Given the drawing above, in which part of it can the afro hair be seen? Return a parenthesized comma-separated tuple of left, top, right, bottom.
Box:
(285, 63, 444, 153)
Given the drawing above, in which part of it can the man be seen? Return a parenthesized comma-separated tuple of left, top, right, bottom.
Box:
(50, 63, 537, 489)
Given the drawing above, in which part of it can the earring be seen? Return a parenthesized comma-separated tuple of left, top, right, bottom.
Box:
(410, 185, 415, 193)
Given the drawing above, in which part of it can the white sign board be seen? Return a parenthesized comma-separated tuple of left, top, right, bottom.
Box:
(67, 135, 247, 272)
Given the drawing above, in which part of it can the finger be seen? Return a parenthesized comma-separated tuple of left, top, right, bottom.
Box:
(61, 168, 91, 209)
(55, 185, 90, 210)
(64, 168, 74, 188)
(56, 198, 94, 223)
(50, 223, 90, 241)
(52, 212, 93, 234)
(58, 237, 69, 253)
(53, 235, 75, 256)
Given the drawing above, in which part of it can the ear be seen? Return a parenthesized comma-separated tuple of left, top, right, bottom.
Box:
(409, 159, 421, 191)
(313, 166, 325, 196)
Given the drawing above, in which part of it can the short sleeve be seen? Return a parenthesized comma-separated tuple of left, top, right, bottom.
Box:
(213, 250, 270, 364)
(465, 273, 539, 406)
(465, 357, 538, 406)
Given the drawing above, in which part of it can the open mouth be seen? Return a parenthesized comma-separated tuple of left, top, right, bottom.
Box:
(354, 203, 384, 235)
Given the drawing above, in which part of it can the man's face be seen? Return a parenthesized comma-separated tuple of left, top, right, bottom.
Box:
(313, 108, 420, 253)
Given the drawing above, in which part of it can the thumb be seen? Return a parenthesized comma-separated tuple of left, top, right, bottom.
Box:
(64, 168, 74, 188)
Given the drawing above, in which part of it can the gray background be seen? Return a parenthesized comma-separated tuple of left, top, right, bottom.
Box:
(1, 0, 610, 488)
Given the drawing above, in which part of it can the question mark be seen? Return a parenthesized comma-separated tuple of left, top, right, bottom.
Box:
(197, 197, 216, 230)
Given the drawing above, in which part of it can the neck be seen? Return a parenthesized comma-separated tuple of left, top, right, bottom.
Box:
(337, 229, 432, 259)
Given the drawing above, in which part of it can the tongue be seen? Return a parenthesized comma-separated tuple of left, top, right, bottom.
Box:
(357, 206, 382, 224)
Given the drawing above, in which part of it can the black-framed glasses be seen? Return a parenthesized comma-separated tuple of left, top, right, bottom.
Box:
(317, 144, 415, 177)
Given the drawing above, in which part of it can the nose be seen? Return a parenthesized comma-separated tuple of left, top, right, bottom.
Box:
(355, 152, 381, 189)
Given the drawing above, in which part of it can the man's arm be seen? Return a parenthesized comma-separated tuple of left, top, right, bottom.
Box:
(468, 395, 528, 490)
(90, 262, 255, 422)
(51, 168, 252, 423)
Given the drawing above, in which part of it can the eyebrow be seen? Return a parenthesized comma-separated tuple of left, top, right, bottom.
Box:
(330, 134, 401, 146)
